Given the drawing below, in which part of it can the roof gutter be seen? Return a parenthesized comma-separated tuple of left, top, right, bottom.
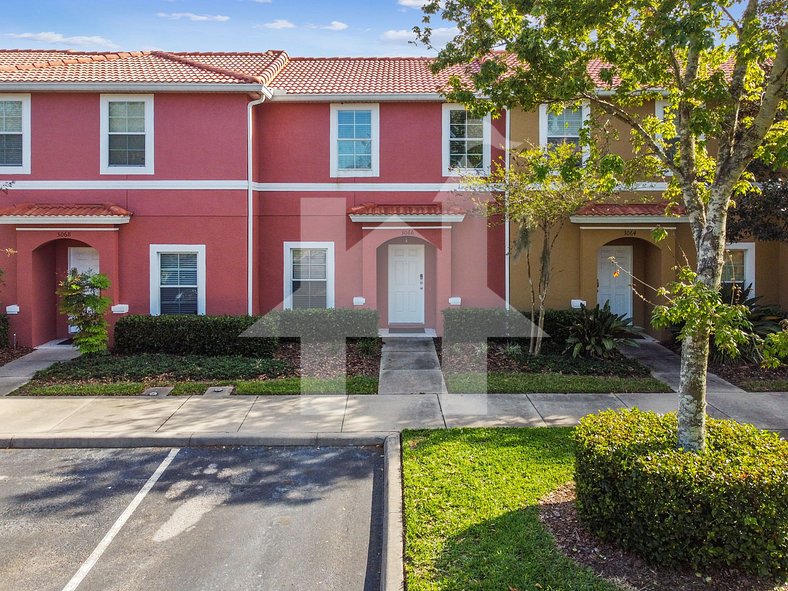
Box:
(247, 87, 268, 315)
(0, 82, 266, 93)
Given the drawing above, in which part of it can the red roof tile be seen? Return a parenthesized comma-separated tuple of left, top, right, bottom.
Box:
(0, 50, 285, 86)
(574, 203, 686, 216)
(348, 203, 464, 216)
(0, 203, 132, 217)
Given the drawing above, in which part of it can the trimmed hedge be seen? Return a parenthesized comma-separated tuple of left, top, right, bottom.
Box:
(0, 313, 8, 347)
(113, 309, 380, 356)
(444, 307, 578, 349)
(114, 315, 278, 357)
(575, 409, 788, 578)
(273, 308, 379, 341)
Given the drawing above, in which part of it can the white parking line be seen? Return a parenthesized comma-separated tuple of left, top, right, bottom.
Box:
(61, 448, 180, 591)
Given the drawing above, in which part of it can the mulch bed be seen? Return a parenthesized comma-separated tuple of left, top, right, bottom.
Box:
(0, 347, 33, 367)
(538, 482, 786, 591)
(710, 362, 788, 389)
(274, 339, 381, 379)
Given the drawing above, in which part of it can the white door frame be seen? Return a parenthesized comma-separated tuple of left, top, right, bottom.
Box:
(597, 245, 633, 319)
(388, 243, 425, 324)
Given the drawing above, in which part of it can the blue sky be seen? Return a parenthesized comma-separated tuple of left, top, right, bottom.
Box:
(0, 0, 455, 57)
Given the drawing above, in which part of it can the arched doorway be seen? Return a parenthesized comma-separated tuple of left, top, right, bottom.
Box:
(31, 238, 98, 346)
(597, 237, 662, 327)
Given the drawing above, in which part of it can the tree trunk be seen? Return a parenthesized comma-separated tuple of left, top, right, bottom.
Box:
(534, 228, 552, 355)
(678, 333, 710, 451)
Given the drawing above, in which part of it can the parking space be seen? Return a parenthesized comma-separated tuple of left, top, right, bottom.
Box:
(0, 446, 383, 591)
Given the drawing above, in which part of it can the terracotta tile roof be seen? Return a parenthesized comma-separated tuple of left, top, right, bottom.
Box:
(0, 50, 285, 86)
(0, 49, 736, 93)
(574, 203, 686, 216)
(0, 203, 132, 217)
(348, 203, 465, 216)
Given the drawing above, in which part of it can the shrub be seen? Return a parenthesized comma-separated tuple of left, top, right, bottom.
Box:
(565, 302, 641, 358)
(271, 309, 379, 341)
(35, 353, 290, 382)
(0, 313, 8, 347)
(443, 308, 540, 342)
(114, 315, 278, 358)
(575, 409, 788, 578)
(57, 271, 111, 354)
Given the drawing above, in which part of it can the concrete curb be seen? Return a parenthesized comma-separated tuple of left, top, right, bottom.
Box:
(381, 434, 405, 591)
(1, 431, 394, 449)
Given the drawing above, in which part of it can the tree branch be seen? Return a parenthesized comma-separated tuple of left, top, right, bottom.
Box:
(583, 93, 683, 178)
(717, 0, 760, 169)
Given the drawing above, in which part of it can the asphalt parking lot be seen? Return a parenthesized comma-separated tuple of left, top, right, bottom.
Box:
(0, 446, 383, 591)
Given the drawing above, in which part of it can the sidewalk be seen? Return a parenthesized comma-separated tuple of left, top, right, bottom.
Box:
(620, 340, 744, 393)
(0, 347, 80, 396)
(1, 390, 785, 446)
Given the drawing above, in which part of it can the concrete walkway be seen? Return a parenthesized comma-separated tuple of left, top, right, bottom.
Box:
(0, 390, 785, 445)
(0, 347, 80, 396)
(621, 340, 744, 393)
(378, 337, 446, 395)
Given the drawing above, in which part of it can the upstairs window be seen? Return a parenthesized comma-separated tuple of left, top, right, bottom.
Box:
(539, 104, 590, 149)
(0, 94, 31, 174)
(330, 104, 379, 177)
(442, 104, 491, 176)
(100, 94, 154, 175)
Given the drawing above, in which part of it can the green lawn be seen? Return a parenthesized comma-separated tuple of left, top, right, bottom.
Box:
(16, 376, 378, 396)
(402, 428, 618, 591)
(445, 372, 671, 393)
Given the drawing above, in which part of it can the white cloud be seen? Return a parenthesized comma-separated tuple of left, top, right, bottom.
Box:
(260, 19, 296, 29)
(381, 26, 456, 45)
(398, 0, 429, 7)
(156, 12, 230, 22)
(8, 31, 119, 49)
(322, 21, 349, 31)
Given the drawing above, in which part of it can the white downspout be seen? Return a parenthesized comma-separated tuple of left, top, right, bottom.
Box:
(504, 107, 511, 311)
(247, 90, 268, 315)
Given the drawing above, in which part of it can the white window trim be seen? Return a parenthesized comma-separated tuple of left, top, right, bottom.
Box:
(100, 94, 154, 175)
(655, 99, 674, 176)
(0, 93, 31, 175)
(329, 103, 379, 178)
(441, 103, 491, 177)
(149, 244, 206, 315)
(723, 242, 756, 295)
(283, 241, 335, 310)
(538, 102, 591, 161)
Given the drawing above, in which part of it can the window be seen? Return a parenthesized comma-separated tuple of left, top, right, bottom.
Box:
(330, 104, 379, 177)
(100, 94, 154, 175)
(442, 104, 491, 176)
(539, 103, 590, 150)
(284, 242, 335, 309)
(149, 245, 206, 315)
(655, 99, 678, 174)
(722, 243, 755, 295)
(0, 94, 31, 174)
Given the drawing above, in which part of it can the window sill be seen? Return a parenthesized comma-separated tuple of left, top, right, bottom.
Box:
(100, 166, 155, 175)
(331, 169, 379, 178)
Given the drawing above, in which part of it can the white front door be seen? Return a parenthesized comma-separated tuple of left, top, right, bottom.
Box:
(68, 247, 100, 275)
(597, 245, 633, 319)
(388, 244, 425, 324)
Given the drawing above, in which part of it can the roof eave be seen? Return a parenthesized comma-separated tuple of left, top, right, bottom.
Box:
(0, 82, 265, 93)
(0, 215, 132, 225)
(349, 213, 465, 223)
(270, 91, 444, 102)
(569, 215, 688, 224)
